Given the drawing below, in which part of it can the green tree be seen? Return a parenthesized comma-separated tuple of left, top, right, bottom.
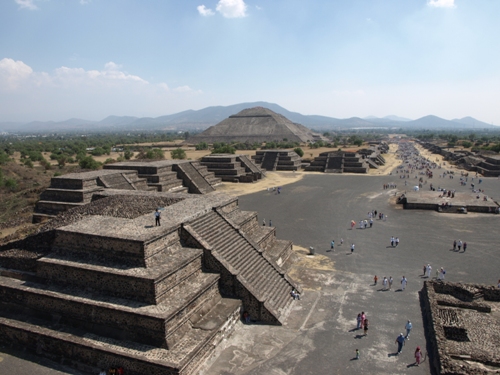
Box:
(294, 147, 304, 157)
(461, 141, 472, 148)
(211, 145, 236, 154)
(195, 142, 209, 150)
(124, 148, 133, 160)
(79, 156, 102, 170)
(91, 147, 105, 156)
(171, 148, 187, 159)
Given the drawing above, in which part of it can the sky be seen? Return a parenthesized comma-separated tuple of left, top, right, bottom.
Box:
(1, 0, 499, 124)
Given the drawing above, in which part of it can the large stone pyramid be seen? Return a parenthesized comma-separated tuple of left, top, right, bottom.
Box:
(187, 107, 320, 144)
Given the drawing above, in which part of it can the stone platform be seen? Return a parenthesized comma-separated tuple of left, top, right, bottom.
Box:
(421, 281, 500, 374)
(400, 190, 499, 213)
(1, 190, 299, 374)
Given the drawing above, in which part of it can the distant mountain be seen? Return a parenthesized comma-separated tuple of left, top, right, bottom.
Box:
(0, 102, 497, 133)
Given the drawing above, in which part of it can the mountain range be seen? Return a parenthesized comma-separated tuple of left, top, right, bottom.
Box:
(0, 102, 496, 133)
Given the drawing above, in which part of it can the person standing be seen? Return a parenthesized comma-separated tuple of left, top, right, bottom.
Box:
(269, 219, 272, 227)
(427, 264, 432, 278)
(355, 349, 360, 360)
(457, 240, 462, 251)
(389, 276, 393, 290)
(382, 277, 388, 290)
(423, 264, 427, 276)
(401, 276, 407, 291)
(363, 318, 369, 336)
(395, 237, 400, 247)
(154, 208, 161, 226)
(463, 242, 467, 252)
(330, 240, 335, 252)
(361, 312, 366, 329)
(340, 238, 344, 245)
(405, 320, 412, 339)
(414, 346, 422, 366)
(369, 218, 373, 228)
(351, 243, 355, 253)
(263, 218, 266, 226)
(390, 236, 395, 247)
(453, 240, 456, 251)
(374, 275, 378, 285)
(396, 333, 405, 355)
(356, 313, 362, 329)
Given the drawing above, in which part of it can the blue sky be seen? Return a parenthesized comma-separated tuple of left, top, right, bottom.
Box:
(1, 0, 499, 124)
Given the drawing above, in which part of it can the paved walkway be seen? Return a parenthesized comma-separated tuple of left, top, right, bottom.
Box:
(205, 172, 500, 375)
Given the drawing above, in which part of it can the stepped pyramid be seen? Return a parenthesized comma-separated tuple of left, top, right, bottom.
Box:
(0, 189, 300, 374)
(187, 107, 321, 144)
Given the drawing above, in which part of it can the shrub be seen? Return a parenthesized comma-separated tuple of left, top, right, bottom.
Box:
(4, 178, 18, 191)
(171, 148, 187, 159)
(79, 156, 102, 170)
(461, 141, 472, 149)
(294, 147, 304, 157)
(211, 145, 235, 154)
(195, 142, 209, 150)
(104, 158, 116, 164)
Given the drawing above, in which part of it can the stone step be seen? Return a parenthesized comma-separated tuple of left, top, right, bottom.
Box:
(34, 201, 86, 215)
(39, 186, 104, 203)
(0, 271, 220, 348)
(36, 248, 203, 304)
(0, 297, 241, 375)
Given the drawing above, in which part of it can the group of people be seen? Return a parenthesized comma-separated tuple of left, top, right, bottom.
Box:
(452, 239, 467, 252)
(99, 367, 124, 375)
(390, 236, 400, 247)
(356, 312, 369, 336)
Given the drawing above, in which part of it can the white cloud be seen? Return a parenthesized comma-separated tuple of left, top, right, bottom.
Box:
(427, 0, 456, 8)
(0, 58, 33, 88)
(216, 0, 247, 18)
(158, 83, 170, 91)
(15, 0, 38, 10)
(173, 85, 193, 92)
(197, 5, 215, 16)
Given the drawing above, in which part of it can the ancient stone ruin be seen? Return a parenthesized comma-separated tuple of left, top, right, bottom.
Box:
(420, 281, 500, 374)
(251, 150, 302, 171)
(0, 189, 300, 374)
(304, 151, 370, 173)
(186, 106, 323, 144)
(33, 160, 221, 223)
(199, 154, 264, 182)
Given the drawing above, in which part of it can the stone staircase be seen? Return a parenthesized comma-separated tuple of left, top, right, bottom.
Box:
(184, 210, 298, 324)
(174, 162, 215, 194)
(325, 155, 344, 173)
(260, 152, 279, 171)
(0, 221, 241, 374)
(190, 161, 222, 186)
(238, 154, 265, 178)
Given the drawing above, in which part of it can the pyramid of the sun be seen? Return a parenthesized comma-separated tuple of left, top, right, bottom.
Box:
(187, 107, 321, 144)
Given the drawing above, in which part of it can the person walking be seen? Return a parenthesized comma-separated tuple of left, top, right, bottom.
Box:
(389, 276, 393, 290)
(453, 240, 456, 251)
(330, 240, 335, 252)
(356, 313, 362, 329)
(382, 277, 388, 290)
(361, 312, 366, 329)
(262, 218, 266, 226)
(396, 333, 405, 355)
(395, 237, 400, 247)
(426, 264, 432, 278)
(351, 243, 355, 253)
(463, 242, 467, 252)
(355, 349, 360, 360)
(405, 320, 412, 339)
(369, 218, 373, 228)
(154, 208, 161, 226)
(390, 236, 395, 247)
(340, 238, 344, 245)
(374, 275, 378, 285)
(269, 219, 272, 227)
(457, 240, 462, 251)
(401, 276, 407, 291)
(414, 346, 422, 366)
(363, 318, 369, 336)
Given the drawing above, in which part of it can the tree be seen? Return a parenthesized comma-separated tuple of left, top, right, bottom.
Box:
(211, 145, 236, 154)
(195, 142, 209, 150)
(461, 141, 472, 149)
(124, 148, 133, 160)
(79, 156, 102, 170)
(294, 147, 304, 157)
(171, 148, 187, 159)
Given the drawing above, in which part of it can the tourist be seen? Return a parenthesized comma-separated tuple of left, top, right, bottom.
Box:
(390, 236, 395, 247)
(290, 289, 300, 300)
(395, 333, 405, 355)
(351, 220, 356, 229)
(395, 237, 400, 247)
(361, 312, 366, 328)
(351, 243, 355, 253)
(263, 218, 266, 226)
(242, 311, 250, 323)
(427, 264, 432, 278)
(453, 239, 457, 251)
(405, 320, 412, 339)
(269, 219, 272, 227)
(438, 267, 446, 280)
(357, 313, 362, 329)
(382, 277, 388, 290)
(155, 208, 161, 226)
(389, 276, 393, 290)
(374, 275, 378, 285)
(363, 318, 369, 336)
(355, 349, 360, 360)
(330, 240, 335, 252)
(340, 238, 344, 245)
(457, 239, 462, 251)
(401, 276, 407, 291)
(369, 218, 373, 227)
(463, 242, 467, 252)
(423, 264, 427, 276)
(383, 214, 387, 222)
(414, 346, 422, 366)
